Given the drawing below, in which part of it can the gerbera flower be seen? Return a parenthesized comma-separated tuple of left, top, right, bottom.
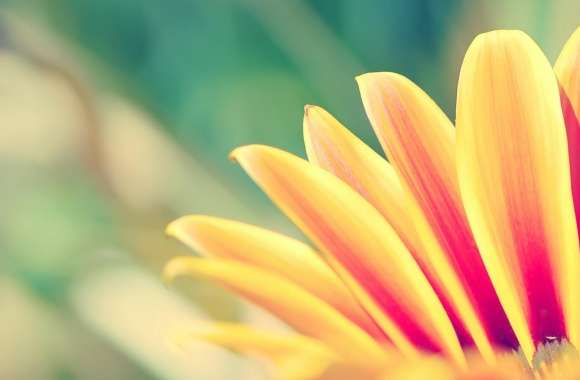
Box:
(164, 28, 580, 379)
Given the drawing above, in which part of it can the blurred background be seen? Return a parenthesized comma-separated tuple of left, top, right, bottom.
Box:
(0, 0, 577, 379)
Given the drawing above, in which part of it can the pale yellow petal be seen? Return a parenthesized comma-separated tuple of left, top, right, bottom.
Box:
(166, 215, 383, 337)
(164, 256, 388, 369)
(174, 323, 337, 380)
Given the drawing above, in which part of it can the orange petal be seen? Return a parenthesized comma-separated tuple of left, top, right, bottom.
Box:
(231, 145, 465, 366)
(303, 105, 413, 252)
(164, 257, 388, 369)
(166, 215, 384, 339)
(357, 72, 512, 353)
(555, 27, 580, 238)
(303, 104, 495, 361)
(456, 30, 580, 359)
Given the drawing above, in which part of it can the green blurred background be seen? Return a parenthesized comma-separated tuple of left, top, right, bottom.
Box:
(0, 1, 576, 379)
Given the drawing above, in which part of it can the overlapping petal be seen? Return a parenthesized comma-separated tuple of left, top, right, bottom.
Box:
(556, 27, 580, 119)
(303, 105, 414, 252)
(356, 71, 511, 356)
(231, 145, 466, 366)
(164, 257, 388, 369)
(166, 215, 384, 338)
(173, 323, 337, 380)
(303, 104, 494, 360)
(164, 25, 580, 380)
(555, 28, 580, 233)
(456, 30, 580, 359)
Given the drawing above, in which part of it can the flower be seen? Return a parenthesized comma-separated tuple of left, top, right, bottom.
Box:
(164, 28, 580, 380)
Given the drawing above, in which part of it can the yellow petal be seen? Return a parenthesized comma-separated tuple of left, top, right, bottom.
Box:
(303, 105, 415, 253)
(456, 30, 580, 359)
(356, 73, 501, 360)
(555, 27, 580, 241)
(231, 145, 465, 367)
(164, 256, 388, 369)
(174, 323, 337, 380)
(166, 215, 383, 338)
(556, 27, 580, 119)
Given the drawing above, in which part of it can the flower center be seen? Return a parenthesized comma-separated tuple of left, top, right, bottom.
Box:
(515, 339, 579, 374)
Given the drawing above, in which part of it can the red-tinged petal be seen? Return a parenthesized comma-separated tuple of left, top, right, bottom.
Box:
(556, 27, 580, 119)
(555, 26, 580, 349)
(303, 105, 494, 361)
(357, 72, 514, 352)
(166, 215, 385, 339)
(556, 28, 580, 232)
(457, 30, 580, 359)
(560, 90, 580, 234)
(231, 145, 466, 367)
(303, 105, 412, 251)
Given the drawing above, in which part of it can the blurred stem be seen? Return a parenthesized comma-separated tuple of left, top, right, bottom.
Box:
(41, 61, 113, 195)
(11, 46, 114, 197)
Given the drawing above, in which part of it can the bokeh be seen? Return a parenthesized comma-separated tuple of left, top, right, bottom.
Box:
(0, 1, 577, 379)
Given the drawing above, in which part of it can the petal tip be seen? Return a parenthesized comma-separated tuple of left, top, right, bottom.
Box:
(303, 104, 325, 124)
(303, 104, 321, 125)
(229, 144, 274, 163)
(165, 217, 187, 238)
(166, 214, 210, 240)
(355, 72, 415, 98)
(229, 145, 263, 166)
(355, 72, 377, 87)
(162, 256, 185, 284)
(355, 72, 389, 89)
(163, 256, 204, 285)
(228, 145, 247, 162)
(469, 29, 534, 52)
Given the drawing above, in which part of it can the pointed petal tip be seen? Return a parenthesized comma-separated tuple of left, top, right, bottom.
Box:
(228, 145, 248, 162)
(303, 105, 328, 128)
(355, 72, 393, 83)
(162, 256, 189, 284)
(355, 72, 376, 86)
(229, 145, 266, 167)
(303, 104, 321, 124)
(229, 144, 276, 163)
(356, 72, 423, 106)
(230, 145, 297, 175)
(355, 71, 401, 87)
(165, 216, 188, 237)
(304, 104, 317, 115)
(163, 256, 214, 286)
(229, 144, 262, 161)
(165, 214, 213, 240)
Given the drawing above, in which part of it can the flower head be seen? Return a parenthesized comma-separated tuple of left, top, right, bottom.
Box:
(165, 28, 580, 379)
